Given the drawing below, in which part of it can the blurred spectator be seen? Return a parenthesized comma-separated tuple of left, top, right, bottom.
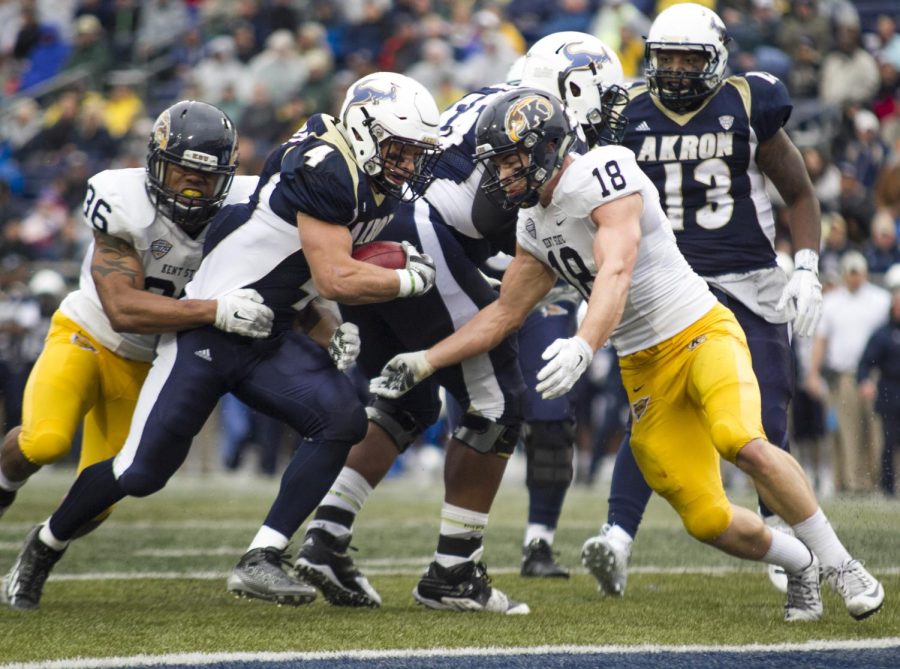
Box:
(857, 284, 900, 497)
(244, 29, 308, 105)
(231, 20, 260, 65)
(405, 37, 456, 93)
(863, 209, 900, 277)
(590, 0, 650, 56)
(192, 36, 249, 106)
(818, 212, 851, 279)
(134, 0, 192, 63)
(106, 0, 141, 65)
(377, 15, 421, 73)
(821, 20, 881, 110)
(102, 71, 145, 139)
(237, 82, 283, 148)
(840, 110, 891, 190)
(538, 0, 593, 37)
(16, 23, 70, 93)
(1, 97, 42, 153)
(455, 27, 519, 91)
(802, 146, 842, 212)
(62, 14, 112, 91)
(837, 161, 876, 242)
(808, 251, 891, 494)
(875, 15, 900, 71)
(297, 48, 336, 117)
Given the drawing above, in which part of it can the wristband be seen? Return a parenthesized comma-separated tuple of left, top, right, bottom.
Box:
(395, 268, 414, 297)
(794, 249, 819, 274)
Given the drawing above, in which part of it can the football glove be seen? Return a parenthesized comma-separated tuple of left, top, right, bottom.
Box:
(328, 322, 360, 371)
(776, 249, 823, 337)
(369, 350, 436, 398)
(535, 336, 593, 400)
(214, 288, 274, 338)
(395, 241, 436, 297)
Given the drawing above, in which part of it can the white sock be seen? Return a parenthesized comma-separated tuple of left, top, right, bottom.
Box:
(247, 525, 290, 551)
(39, 522, 69, 551)
(524, 523, 555, 547)
(435, 503, 488, 568)
(761, 527, 814, 574)
(0, 466, 27, 493)
(792, 507, 852, 570)
(306, 467, 373, 540)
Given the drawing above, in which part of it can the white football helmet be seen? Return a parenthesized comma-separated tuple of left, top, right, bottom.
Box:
(520, 31, 629, 146)
(644, 3, 730, 112)
(339, 72, 442, 200)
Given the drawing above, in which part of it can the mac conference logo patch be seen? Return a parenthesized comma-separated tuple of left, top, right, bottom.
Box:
(151, 239, 173, 259)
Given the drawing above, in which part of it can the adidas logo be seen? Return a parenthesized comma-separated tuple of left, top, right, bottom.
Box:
(635, 121, 651, 132)
(194, 349, 212, 362)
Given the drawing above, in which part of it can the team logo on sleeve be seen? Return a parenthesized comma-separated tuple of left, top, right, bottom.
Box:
(631, 396, 650, 422)
(150, 239, 173, 259)
(525, 218, 537, 238)
(505, 95, 554, 143)
(718, 115, 734, 130)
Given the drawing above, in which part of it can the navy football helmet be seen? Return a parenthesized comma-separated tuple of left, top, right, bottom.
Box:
(146, 100, 238, 235)
(473, 88, 574, 209)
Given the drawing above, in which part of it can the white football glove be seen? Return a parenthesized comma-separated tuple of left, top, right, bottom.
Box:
(369, 350, 436, 398)
(328, 322, 360, 371)
(395, 241, 436, 297)
(776, 249, 823, 337)
(214, 288, 274, 338)
(535, 336, 593, 400)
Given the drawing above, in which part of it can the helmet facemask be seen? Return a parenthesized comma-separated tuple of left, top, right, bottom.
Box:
(581, 82, 630, 146)
(645, 44, 725, 113)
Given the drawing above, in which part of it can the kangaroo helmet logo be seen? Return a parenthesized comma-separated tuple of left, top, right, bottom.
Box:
(560, 42, 611, 76)
(504, 95, 554, 143)
(344, 81, 399, 122)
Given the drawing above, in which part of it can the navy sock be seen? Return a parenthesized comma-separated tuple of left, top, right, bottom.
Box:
(49, 459, 125, 541)
(608, 431, 652, 539)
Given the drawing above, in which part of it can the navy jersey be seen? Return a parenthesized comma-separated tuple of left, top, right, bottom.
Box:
(621, 73, 792, 275)
(187, 114, 400, 333)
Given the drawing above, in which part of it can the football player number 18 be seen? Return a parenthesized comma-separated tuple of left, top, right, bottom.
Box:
(83, 184, 112, 233)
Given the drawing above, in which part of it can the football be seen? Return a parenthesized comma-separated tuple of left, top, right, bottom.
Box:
(351, 241, 407, 269)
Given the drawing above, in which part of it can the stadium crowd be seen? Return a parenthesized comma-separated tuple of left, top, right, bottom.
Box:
(0, 0, 899, 499)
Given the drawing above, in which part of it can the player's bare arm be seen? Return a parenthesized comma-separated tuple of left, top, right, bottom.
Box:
(298, 213, 414, 304)
(426, 246, 557, 370)
(576, 192, 642, 351)
(757, 129, 821, 251)
(91, 230, 217, 333)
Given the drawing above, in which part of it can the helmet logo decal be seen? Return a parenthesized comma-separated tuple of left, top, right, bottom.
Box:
(154, 110, 171, 150)
(344, 81, 399, 117)
(504, 95, 554, 143)
(182, 149, 218, 167)
(560, 42, 611, 75)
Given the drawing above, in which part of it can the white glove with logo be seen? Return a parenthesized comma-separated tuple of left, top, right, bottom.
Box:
(214, 288, 274, 338)
(535, 336, 593, 400)
(369, 350, 436, 398)
(328, 322, 360, 371)
(776, 249, 823, 337)
(396, 241, 437, 297)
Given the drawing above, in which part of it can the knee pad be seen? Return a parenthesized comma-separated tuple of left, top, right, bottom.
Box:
(680, 497, 732, 543)
(524, 420, 575, 487)
(366, 399, 425, 452)
(19, 429, 72, 467)
(453, 414, 520, 457)
(324, 403, 368, 446)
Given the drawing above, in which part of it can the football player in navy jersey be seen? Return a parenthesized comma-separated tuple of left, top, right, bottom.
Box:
(284, 36, 629, 616)
(578, 4, 827, 600)
(1, 73, 443, 610)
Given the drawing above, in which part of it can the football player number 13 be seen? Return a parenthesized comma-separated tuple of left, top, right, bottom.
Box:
(661, 159, 734, 231)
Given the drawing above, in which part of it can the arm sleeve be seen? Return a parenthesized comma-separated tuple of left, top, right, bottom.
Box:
(745, 72, 793, 143)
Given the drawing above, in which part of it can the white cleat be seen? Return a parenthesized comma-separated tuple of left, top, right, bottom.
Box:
(581, 524, 630, 597)
(784, 554, 822, 622)
(824, 559, 885, 621)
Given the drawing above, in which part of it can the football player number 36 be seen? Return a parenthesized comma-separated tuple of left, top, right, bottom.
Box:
(83, 184, 112, 233)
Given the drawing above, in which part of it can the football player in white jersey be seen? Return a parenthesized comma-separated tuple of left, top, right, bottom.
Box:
(370, 88, 884, 622)
(0, 101, 272, 532)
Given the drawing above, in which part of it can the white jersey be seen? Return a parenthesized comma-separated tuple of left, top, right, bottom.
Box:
(516, 145, 716, 356)
(59, 169, 258, 362)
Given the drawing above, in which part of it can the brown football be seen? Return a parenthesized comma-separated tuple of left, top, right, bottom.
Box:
(351, 241, 407, 269)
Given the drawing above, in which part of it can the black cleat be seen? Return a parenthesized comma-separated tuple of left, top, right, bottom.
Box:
(414, 560, 530, 614)
(227, 547, 317, 606)
(294, 530, 381, 607)
(2, 525, 65, 610)
(520, 539, 569, 578)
